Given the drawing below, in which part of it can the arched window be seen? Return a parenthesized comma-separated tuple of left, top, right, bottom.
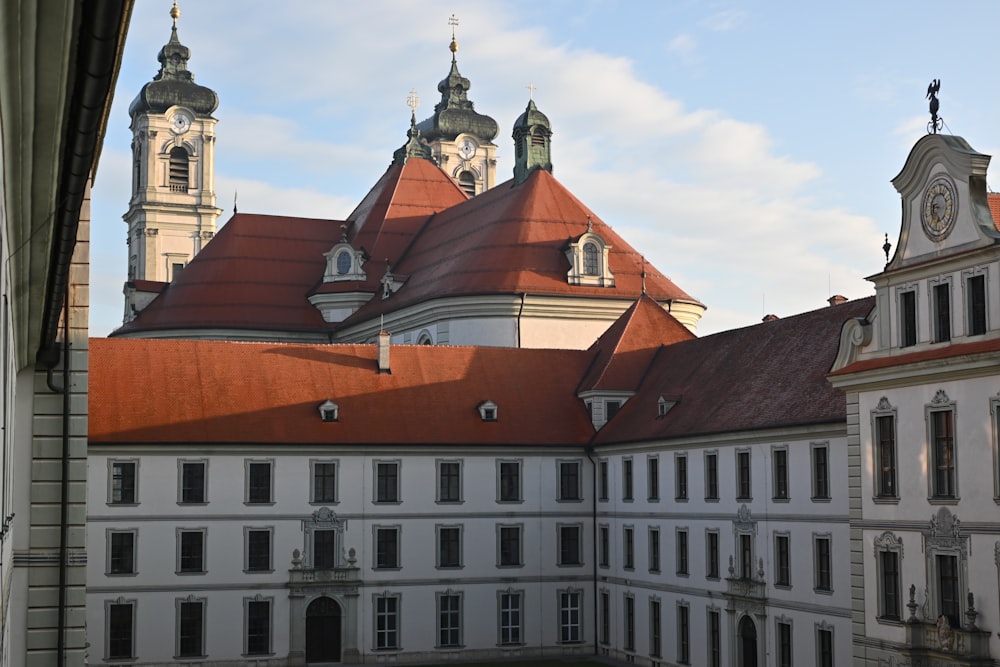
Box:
(458, 172, 476, 198)
(583, 242, 599, 276)
(169, 147, 189, 192)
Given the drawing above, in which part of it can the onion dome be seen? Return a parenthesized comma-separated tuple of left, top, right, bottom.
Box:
(415, 39, 498, 143)
(128, 3, 218, 118)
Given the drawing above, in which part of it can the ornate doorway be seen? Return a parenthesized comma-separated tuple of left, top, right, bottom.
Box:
(738, 615, 758, 667)
(306, 596, 342, 663)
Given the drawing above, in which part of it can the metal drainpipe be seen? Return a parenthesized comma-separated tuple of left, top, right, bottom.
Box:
(516, 293, 526, 347)
(585, 446, 598, 655)
(44, 290, 70, 664)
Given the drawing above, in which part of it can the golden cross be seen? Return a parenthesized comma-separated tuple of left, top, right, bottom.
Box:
(527, 83, 536, 100)
(406, 89, 419, 113)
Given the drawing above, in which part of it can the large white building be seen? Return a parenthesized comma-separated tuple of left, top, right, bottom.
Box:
(86, 7, 1000, 667)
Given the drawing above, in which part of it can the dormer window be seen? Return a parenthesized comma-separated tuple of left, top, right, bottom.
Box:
(657, 396, 678, 418)
(322, 243, 366, 283)
(318, 400, 339, 423)
(565, 222, 615, 287)
(478, 400, 498, 422)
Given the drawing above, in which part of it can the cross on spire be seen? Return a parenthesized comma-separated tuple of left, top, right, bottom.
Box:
(449, 14, 459, 39)
(406, 89, 420, 114)
(526, 83, 536, 100)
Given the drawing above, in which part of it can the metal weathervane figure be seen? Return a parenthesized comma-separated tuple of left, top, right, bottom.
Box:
(927, 79, 942, 134)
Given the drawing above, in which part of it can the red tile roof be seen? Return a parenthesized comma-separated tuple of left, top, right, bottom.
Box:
(829, 335, 1000, 376)
(989, 192, 1000, 232)
(595, 297, 876, 443)
(90, 338, 595, 446)
(127, 279, 167, 293)
(114, 214, 341, 335)
(342, 168, 702, 325)
(578, 293, 695, 393)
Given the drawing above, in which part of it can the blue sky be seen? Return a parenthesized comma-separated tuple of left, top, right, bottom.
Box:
(90, 1, 1000, 337)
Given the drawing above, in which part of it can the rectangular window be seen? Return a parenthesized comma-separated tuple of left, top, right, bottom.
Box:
(624, 594, 635, 651)
(937, 554, 960, 626)
(375, 526, 400, 569)
(677, 604, 690, 664)
(739, 533, 753, 579)
(777, 621, 792, 667)
(559, 591, 582, 643)
(499, 592, 522, 645)
(313, 529, 337, 569)
(312, 460, 337, 504)
(708, 609, 721, 667)
(968, 274, 987, 335)
(177, 599, 204, 658)
(437, 525, 462, 568)
(815, 536, 832, 592)
(375, 595, 399, 650)
(110, 460, 137, 504)
(875, 414, 898, 498)
(606, 400, 622, 420)
(559, 525, 582, 566)
(498, 460, 521, 502)
(647, 456, 660, 500)
(246, 460, 272, 504)
(600, 591, 610, 645)
(879, 551, 900, 620)
(598, 460, 609, 501)
(437, 593, 461, 648)
(375, 461, 399, 503)
(649, 598, 661, 658)
(622, 457, 633, 501)
(675, 454, 688, 500)
(775, 534, 790, 587)
(933, 282, 951, 342)
(773, 448, 788, 500)
(107, 601, 134, 660)
(648, 527, 660, 573)
(706, 530, 719, 579)
(931, 409, 956, 498)
(179, 460, 206, 504)
(676, 529, 688, 575)
(437, 460, 461, 503)
(900, 290, 917, 347)
(108, 530, 136, 575)
(559, 460, 581, 501)
(817, 627, 833, 667)
(705, 452, 719, 500)
(178, 530, 205, 574)
(498, 525, 522, 567)
(623, 526, 634, 570)
(737, 450, 751, 499)
(812, 444, 830, 500)
(245, 598, 271, 656)
(599, 524, 610, 568)
(245, 528, 271, 572)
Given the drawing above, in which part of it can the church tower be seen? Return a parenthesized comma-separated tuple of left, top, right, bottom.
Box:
(123, 3, 220, 318)
(415, 17, 499, 197)
(513, 97, 553, 184)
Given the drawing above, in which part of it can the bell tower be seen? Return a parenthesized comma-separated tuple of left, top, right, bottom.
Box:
(415, 16, 499, 197)
(123, 3, 220, 319)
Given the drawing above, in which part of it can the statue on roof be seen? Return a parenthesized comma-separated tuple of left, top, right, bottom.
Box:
(926, 79, 942, 134)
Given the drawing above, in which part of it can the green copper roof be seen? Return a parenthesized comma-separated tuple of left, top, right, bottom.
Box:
(129, 17, 218, 118)
(416, 50, 498, 143)
(393, 114, 435, 165)
(513, 98, 551, 131)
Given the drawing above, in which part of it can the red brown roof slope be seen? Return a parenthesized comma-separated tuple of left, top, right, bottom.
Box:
(989, 192, 1000, 232)
(595, 296, 876, 444)
(578, 294, 696, 393)
(342, 169, 702, 324)
(830, 335, 1000, 376)
(114, 214, 342, 335)
(314, 159, 466, 295)
(90, 338, 595, 446)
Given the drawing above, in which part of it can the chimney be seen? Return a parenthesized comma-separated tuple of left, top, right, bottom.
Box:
(827, 295, 848, 307)
(762, 314, 779, 322)
(377, 330, 391, 374)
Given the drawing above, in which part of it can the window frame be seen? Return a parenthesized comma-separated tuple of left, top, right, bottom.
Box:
(932, 279, 952, 343)
(436, 524, 463, 569)
(872, 400, 899, 501)
(557, 459, 582, 502)
(623, 592, 635, 652)
(774, 532, 791, 588)
(993, 397, 1000, 501)
(436, 459, 463, 504)
(497, 459, 522, 503)
(436, 590, 463, 648)
(927, 397, 958, 501)
(622, 525, 634, 570)
(813, 533, 832, 593)
(736, 449, 752, 500)
(497, 589, 524, 646)
(598, 523, 610, 568)
(599, 589, 611, 646)
(621, 456, 633, 501)
(772, 446, 789, 501)
(244, 459, 274, 505)
(175, 596, 206, 659)
(177, 527, 207, 575)
(105, 598, 136, 660)
(675, 527, 689, 576)
(677, 601, 690, 665)
(648, 526, 661, 573)
(107, 528, 137, 576)
(965, 271, 987, 336)
(557, 523, 583, 567)
(244, 526, 273, 573)
(598, 459, 609, 501)
(776, 618, 793, 667)
(704, 451, 719, 501)
(177, 459, 207, 505)
(707, 608, 721, 667)
(108, 459, 138, 505)
(243, 595, 272, 657)
(816, 623, 834, 667)
(374, 459, 401, 504)
(899, 287, 918, 347)
(674, 453, 688, 501)
(374, 525, 401, 570)
(497, 523, 523, 568)
(310, 459, 338, 505)
(647, 455, 660, 501)
(373, 593, 401, 651)
(706, 529, 720, 580)
(557, 588, 583, 644)
(649, 597, 662, 659)
(811, 442, 830, 501)
(874, 531, 903, 622)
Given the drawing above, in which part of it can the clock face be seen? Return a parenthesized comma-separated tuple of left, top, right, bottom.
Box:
(920, 176, 957, 241)
(170, 112, 192, 135)
(458, 138, 476, 160)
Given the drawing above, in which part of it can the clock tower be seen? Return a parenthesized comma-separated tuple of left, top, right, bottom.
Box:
(415, 18, 499, 197)
(123, 3, 220, 320)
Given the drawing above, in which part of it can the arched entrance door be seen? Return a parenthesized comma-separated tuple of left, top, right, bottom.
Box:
(738, 615, 758, 667)
(306, 596, 342, 663)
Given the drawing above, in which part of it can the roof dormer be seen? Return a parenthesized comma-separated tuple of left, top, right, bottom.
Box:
(322, 232, 367, 283)
(478, 400, 498, 422)
(565, 217, 615, 287)
(318, 400, 339, 422)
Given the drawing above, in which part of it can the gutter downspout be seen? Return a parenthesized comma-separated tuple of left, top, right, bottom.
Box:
(516, 293, 526, 347)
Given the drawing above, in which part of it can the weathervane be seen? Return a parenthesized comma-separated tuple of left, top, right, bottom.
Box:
(448, 14, 459, 58)
(926, 79, 942, 134)
(406, 89, 419, 115)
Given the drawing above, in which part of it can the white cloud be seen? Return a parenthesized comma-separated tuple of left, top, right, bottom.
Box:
(668, 34, 699, 62)
(700, 9, 747, 32)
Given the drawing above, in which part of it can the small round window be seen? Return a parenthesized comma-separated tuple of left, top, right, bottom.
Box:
(336, 251, 352, 275)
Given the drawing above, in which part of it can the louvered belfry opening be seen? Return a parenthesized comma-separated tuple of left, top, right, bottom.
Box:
(169, 146, 189, 192)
